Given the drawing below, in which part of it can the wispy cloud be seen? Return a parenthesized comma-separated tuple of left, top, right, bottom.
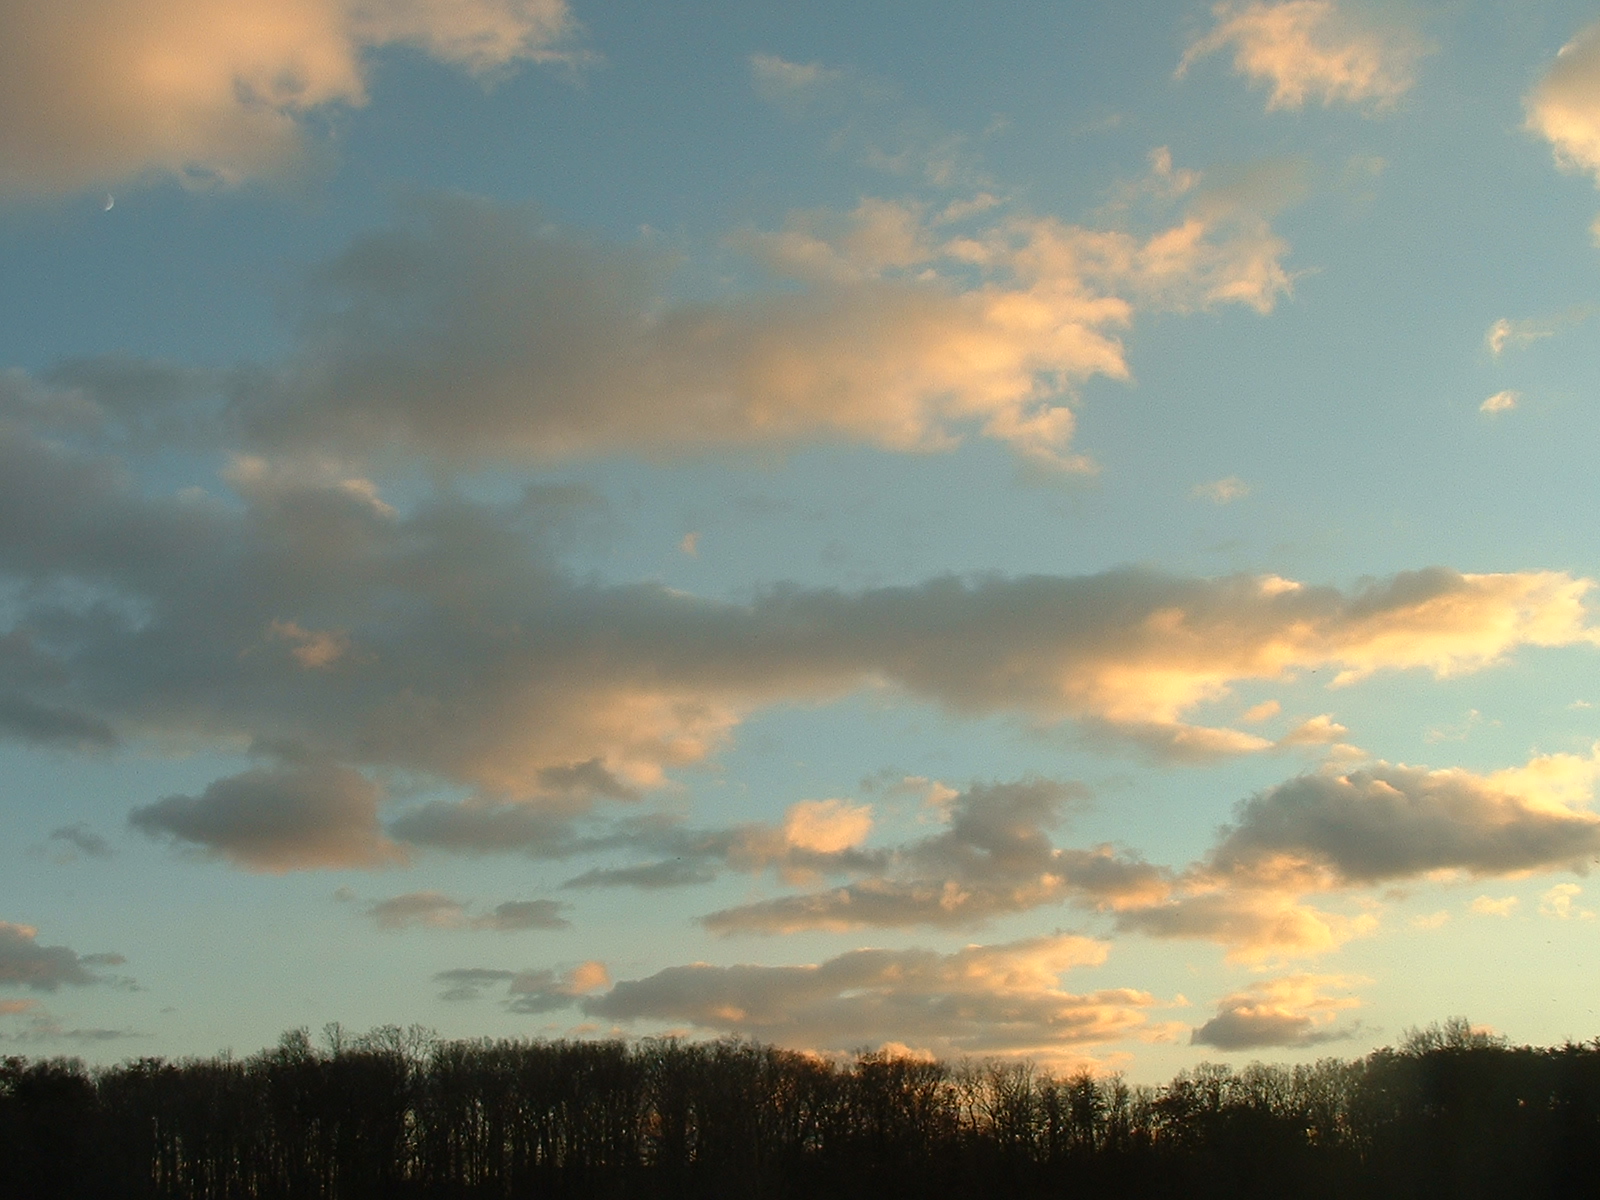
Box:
(1193, 476, 1251, 504)
(368, 892, 569, 931)
(1178, 1, 1423, 112)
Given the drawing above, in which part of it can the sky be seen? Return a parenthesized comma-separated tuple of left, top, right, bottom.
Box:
(3, 0, 1600, 1080)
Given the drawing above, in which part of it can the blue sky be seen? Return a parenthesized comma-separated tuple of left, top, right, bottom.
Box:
(4, 0, 1600, 1078)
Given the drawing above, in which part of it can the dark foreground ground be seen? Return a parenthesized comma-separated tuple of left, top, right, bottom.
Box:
(4, 1018, 1599, 1199)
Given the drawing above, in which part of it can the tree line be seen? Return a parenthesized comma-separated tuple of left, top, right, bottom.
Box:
(3, 1017, 1598, 1199)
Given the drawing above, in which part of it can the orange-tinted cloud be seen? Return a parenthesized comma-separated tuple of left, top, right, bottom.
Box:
(1179, 1, 1422, 112)
(1191, 973, 1365, 1049)
(0, 0, 573, 196)
(226, 184, 1289, 472)
(1526, 20, 1600, 186)
(582, 934, 1154, 1061)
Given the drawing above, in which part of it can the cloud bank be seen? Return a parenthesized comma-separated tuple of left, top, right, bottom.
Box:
(0, 409, 1590, 870)
(582, 934, 1154, 1061)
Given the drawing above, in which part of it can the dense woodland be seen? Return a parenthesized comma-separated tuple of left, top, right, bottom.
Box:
(3, 1018, 1599, 1199)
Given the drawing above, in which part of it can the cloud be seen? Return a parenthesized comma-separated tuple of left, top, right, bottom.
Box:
(0, 0, 575, 196)
(1486, 308, 1593, 358)
(702, 779, 1168, 934)
(1539, 882, 1595, 920)
(129, 763, 406, 872)
(1480, 390, 1519, 414)
(218, 185, 1290, 472)
(1190, 973, 1364, 1049)
(749, 54, 845, 105)
(781, 798, 873, 854)
(562, 859, 721, 890)
(1526, 21, 1600, 187)
(1193, 476, 1251, 504)
(434, 960, 607, 1008)
(1100, 746, 1600, 960)
(3, 404, 1597, 861)
(47, 824, 112, 860)
(746, 53, 973, 187)
(0, 923, 124, 991)
(1207, 749, 1600, 885)
(1469, 894, 1518, 917)
(582, 934, 1155, 1061)
(0, 695, 118, 750)
(368, 891, 568, 930)
(1178, 1, 1422, 112)
(1113, 890, 1376, 962)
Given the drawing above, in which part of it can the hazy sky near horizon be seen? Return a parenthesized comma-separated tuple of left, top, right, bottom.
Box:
(4, 0, 1600, 1079)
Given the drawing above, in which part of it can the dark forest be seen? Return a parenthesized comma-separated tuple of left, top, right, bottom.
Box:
(3, 1018, 1598, 1199)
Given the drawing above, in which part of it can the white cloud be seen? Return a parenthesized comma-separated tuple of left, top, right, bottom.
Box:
(1193, 476, 1251, 504)
(781, 799, 874, 855)
(1480, 390, 1519, 414)
(1539, 882, 1595, 920)
(748, 54, 844, 104)
(0, 0, 574, 196)
(1526, 21, 1600, 186)
(1469, 894, 1519, 917)
(1178, 1, 1422, 112)
(1487, 318, 1551, 358)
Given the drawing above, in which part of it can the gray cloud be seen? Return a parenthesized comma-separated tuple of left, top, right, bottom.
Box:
(1190, 974, 1364, 1051)
(218, 188, 1291, 471)
(433, 967, 514, 1002)
(434, 960, 607, 1008)
(0, 922, 124, 991)
(481, 901, 571, 932)
(0, 399, 1594, 866)
(562, 859, 721, 890)
(368, 891, 568, 931)
(583, 934, 1151, 1060)
(703, 780, 1169, 934)
(0, 695, 117, 749)
(130, 763, 405, 872)
(1209, 758, 1600, 883)
(47, 824, 113, 859)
